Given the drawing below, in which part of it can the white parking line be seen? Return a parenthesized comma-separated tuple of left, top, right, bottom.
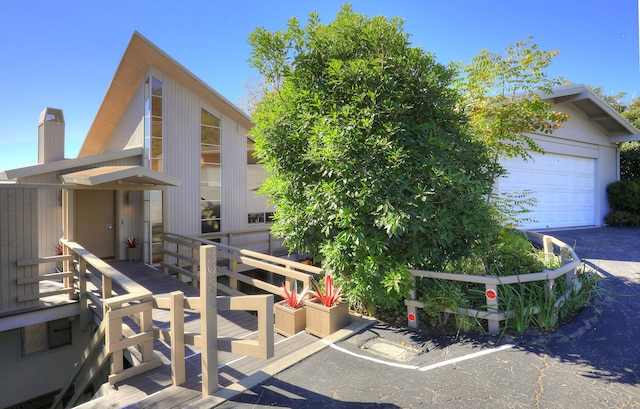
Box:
(320, 339, 421, 369)
(417, 344, 515, 371)
(320, 339, 515, 372)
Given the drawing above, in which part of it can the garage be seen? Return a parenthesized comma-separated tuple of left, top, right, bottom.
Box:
(499, 152, 595, 230)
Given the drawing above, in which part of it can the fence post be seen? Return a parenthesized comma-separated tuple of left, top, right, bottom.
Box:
(542, 235, 554, 262)
(561, 246, 578, 290)
(200, 245, 218, 397)
(485, 283, 500, 334)
(170, 291, 185, 386)
(407, 276, 419, 329)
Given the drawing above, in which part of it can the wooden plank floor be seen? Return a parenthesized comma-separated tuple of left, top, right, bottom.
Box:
(77, 261, 319, 409)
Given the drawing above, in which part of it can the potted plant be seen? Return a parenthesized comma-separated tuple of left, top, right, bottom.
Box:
(124, 235, 139, 262)
(274, 282, 309, 337)
(305, 275, 350, 338)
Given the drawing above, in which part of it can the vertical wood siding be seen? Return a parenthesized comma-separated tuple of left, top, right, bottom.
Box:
(163, 76, 201, 235)
(0, 187, 38, 311)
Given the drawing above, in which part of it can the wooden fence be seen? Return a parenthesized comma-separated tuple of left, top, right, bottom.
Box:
(405, 232, 581, 334)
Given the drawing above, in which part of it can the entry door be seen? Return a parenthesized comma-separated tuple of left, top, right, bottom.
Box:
(76, 190, 116, 258)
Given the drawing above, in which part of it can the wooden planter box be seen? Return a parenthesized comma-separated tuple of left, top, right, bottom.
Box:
(127, 247, 138, 262)
(274, 300, 306, 337)
(305, 300, 349, 338)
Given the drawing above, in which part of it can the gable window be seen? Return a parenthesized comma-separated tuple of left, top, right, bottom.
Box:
(144, 76, 164, 264)
(201, 108, 221, 233)
(22, 318, 72, 356)
(144, 76, 163, 172)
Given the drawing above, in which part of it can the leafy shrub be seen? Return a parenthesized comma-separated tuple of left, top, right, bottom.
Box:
(605, 180, 640, 226)
(621, 141, 640, 182)
(605, 210, 640, 226)
(606, 180, 640, 213)
(486, 229, 547, 276)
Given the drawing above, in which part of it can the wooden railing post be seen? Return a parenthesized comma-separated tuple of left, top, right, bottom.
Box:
(170, 291, 185, 386)
(200, 245, 218, 397)
(140, 300, 154, 363)
(485, 283, 500, 334)
(103, 276, 113, 318)
(78, 258, 90, 330)
(407, 276, 419, 329)
(107, 309, 124, 378)
(543, 235, 554, 262)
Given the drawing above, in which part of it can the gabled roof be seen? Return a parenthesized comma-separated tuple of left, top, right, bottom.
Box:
(545, 84, 640, 143)
(78, 31, 253, 157)
(61, 165, 181, 187)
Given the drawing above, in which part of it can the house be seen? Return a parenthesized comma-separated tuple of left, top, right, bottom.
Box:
(497, 84, 640, 230)
(1, 31, 638, 407)
(0, 32, 271, 407)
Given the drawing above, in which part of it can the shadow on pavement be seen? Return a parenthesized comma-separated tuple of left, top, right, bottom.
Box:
(218, 377, 401, 408)
(509, 227, 640, 385)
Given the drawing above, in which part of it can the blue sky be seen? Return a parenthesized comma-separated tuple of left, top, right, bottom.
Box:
(0, 0, 638, 170)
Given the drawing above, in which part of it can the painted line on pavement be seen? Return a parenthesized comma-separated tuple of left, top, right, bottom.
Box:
(320, 339, 421, 369)
(417, 344, 515, 371)
(320, 339, 515, 372)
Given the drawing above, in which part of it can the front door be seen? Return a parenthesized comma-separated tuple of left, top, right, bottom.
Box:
(76, 190, 116, 258)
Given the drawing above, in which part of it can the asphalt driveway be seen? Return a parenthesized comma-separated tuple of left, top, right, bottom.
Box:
(212, 227, 640, 408)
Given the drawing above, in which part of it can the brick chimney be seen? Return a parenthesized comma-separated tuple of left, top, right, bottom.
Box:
(38, 107, 65, 163)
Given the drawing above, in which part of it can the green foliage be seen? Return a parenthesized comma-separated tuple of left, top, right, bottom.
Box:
(557, 268, 604, 322)
(491, 190, 538, 228)
(248, 5, 498, 310)
(486, 229, 547, 276)
(604, 211, 640, 226)
(445, 228, 550, 276)
(499, 281, 536, 333)
(606, 180, 640, 214)
(457, 37, 569, 166)
(621, 141, 640, 182)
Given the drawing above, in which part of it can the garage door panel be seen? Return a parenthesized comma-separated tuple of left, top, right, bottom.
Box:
(500, 152, 595, 229)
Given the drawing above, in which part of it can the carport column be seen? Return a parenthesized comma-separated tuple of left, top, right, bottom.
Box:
(200, 245, 218, 397)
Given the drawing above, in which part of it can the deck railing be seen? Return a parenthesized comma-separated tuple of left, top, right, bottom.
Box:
(161, 232, 323, 297)
(405, 232, 581, 334)
(154, 245, 274, 397)
(51, 240, 160, 409)
(14, 254, 76, 303)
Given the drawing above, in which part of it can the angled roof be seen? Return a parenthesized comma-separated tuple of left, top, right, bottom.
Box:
(545, 84, 640, 143)
(0, 148, 143, 181)
(60, 166, 181, 187)
(78, 31, 253, 157)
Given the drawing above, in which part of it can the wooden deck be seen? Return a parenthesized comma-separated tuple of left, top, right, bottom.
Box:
(76, 261, 320, 409)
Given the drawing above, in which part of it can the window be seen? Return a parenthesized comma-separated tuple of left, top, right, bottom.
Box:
(201, 108, 221, 233)
(22, 318, 72, 356)
(144, 77, 163, 172)
(143, 76, 164, 264)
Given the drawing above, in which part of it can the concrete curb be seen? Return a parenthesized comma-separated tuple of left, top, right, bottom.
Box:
(186, 314, 377, 409)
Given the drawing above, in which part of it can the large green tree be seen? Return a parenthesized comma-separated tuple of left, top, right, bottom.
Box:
(248, 5, 498, 310)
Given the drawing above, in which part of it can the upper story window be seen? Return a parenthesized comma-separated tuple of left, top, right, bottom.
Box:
(201, 108, 221, 233)
(144, 77, 163, 172)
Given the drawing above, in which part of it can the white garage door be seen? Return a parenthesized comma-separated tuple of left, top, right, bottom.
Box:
(499, 152, 595, 229)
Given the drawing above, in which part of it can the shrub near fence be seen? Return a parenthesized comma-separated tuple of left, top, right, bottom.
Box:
(405, 232, 582, 334)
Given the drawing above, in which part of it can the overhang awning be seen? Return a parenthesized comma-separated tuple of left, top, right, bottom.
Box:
(60, 166, 181, 188)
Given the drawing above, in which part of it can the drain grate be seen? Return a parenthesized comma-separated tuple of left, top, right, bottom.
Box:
(361, 338, 421, 362)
